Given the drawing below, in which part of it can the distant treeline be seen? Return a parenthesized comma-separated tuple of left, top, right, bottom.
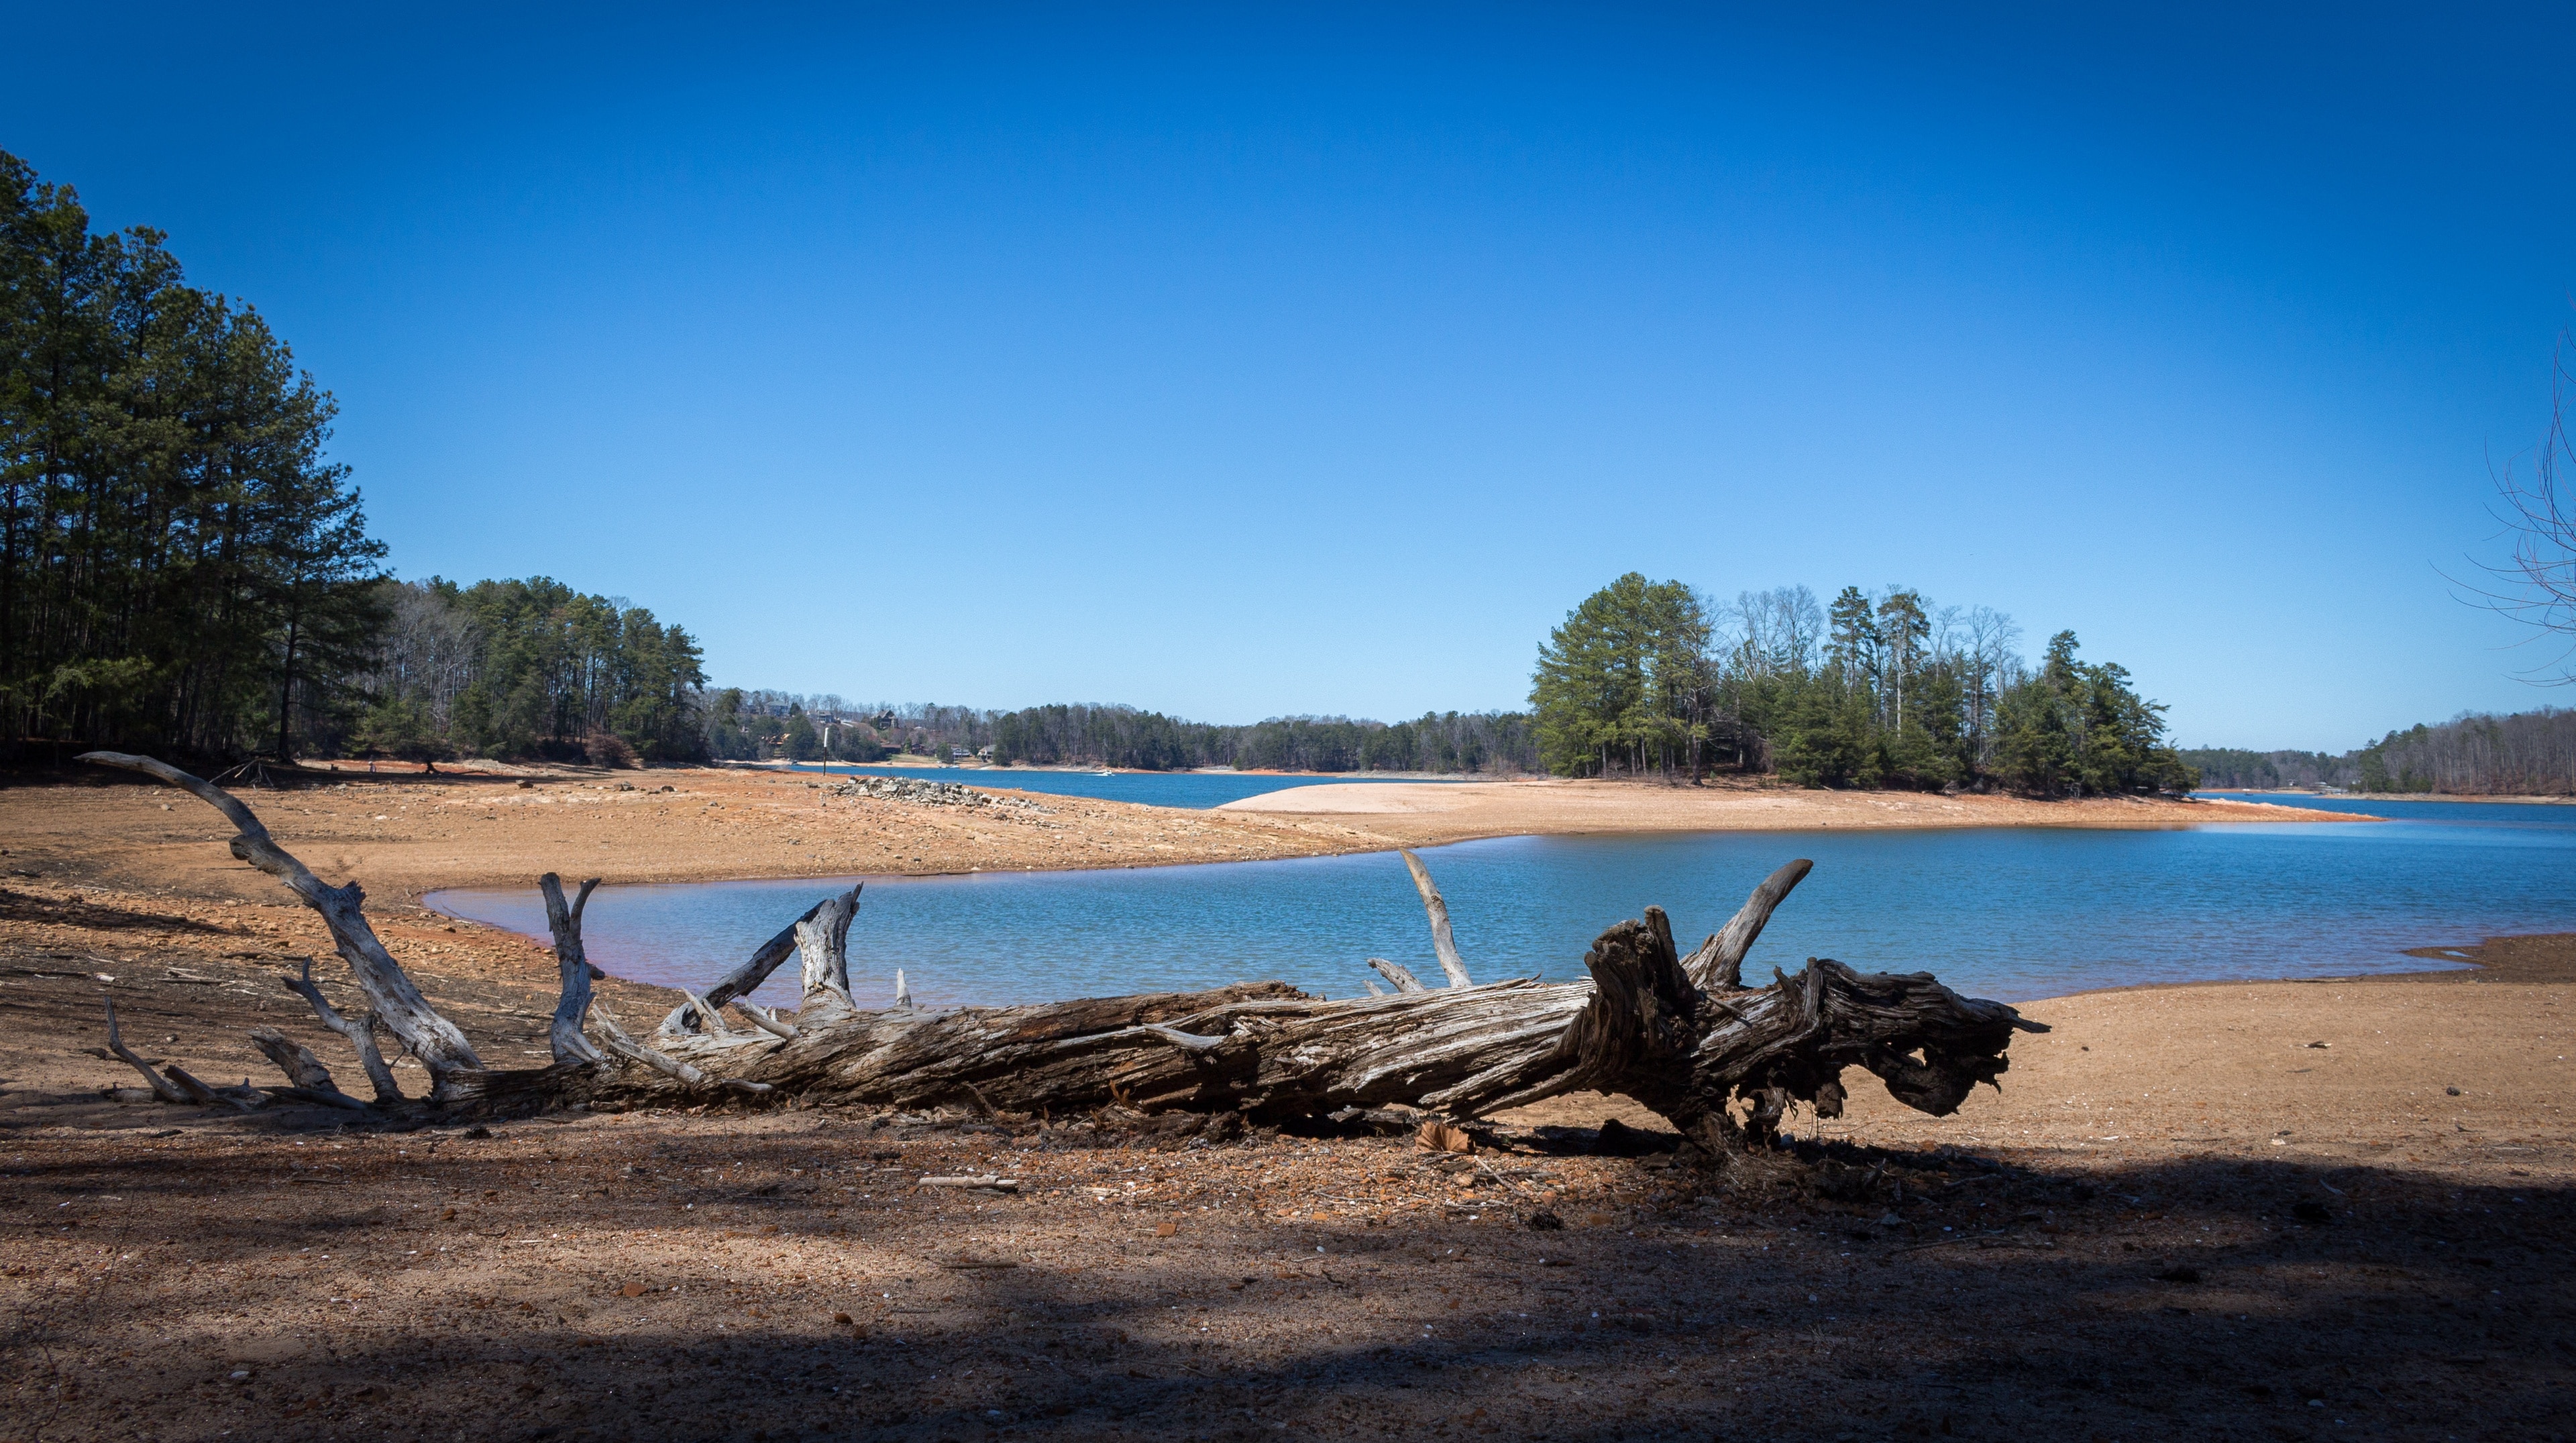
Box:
(703, 696, 1542, 775)
(2182, 706, 2576, 796)
(1530, 574, 2196, 795)
(352, 578, 706, 766)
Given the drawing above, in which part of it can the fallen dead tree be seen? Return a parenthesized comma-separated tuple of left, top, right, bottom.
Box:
(76, 751, 2041, 1153)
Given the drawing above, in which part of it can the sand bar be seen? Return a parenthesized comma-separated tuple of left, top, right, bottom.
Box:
(1219, 774, 2350, 845)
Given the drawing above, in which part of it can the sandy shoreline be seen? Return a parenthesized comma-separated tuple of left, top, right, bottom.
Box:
(1216, 776, 2346, 846)
(2, 763, 2564, 1438)
(0, 763, 2337, 908)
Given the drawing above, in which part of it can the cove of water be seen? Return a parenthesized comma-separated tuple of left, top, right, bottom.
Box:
(427, 800, 2576, 1011)
(771, 763, 1466, 810)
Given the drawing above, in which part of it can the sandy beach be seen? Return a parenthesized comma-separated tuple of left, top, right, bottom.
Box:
(0, 763, 2563, 1440)
(1217, 775, 2345, 845)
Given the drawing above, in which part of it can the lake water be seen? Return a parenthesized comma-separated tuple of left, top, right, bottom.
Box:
(768, 763, 1467, 810)
(427, 796, 2576, 1011)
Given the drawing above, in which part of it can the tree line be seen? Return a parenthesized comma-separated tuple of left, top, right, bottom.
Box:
(2, 150, 387, 761)
(350, 578, 706, 767)
(1530, 573, 2198, 795)
(2182, 706, 2576, 796)
(700, 698, 1544, 775)
(3, 150, 711, 767)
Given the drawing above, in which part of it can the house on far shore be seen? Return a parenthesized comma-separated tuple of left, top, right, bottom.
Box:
(975, 745, 996, 761)
(951, 746, 973, 762)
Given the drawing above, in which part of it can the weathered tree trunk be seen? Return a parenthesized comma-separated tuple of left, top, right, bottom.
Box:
(78, 753, 2042, 1149)
(793, 886, 861, 1018)
(604, 923, 2036, 1151)
(538, 873, 606, 1065)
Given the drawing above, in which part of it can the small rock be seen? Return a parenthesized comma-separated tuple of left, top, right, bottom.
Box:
(2446, 1086, 2462, 1096)
(1154, 1222, 1178, 1237)
(1878, 1212, 1905, 1226)
(462, 1126, 491, 1140)
(1526, 1211, 1564, 1232)
(618, 1283, 649, 1298)
(833, 1312, 853, 1325)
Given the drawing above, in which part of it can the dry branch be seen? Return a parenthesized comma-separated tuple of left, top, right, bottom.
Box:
(589, 1001, 707, 1085)
(732, 1001, 798, 1040)
(248, 1028, 369, 1111)
(1684, 859, 1813, 990)
(280, 959, 403, 1104)
(78, 751, 485, 1100)
(1398, 848, 1472, 987)
(1368, 958, 1428, 994)
(100, 996, 188, 1104)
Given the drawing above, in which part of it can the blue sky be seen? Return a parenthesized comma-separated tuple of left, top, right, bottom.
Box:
(9, 3, 2573, 750)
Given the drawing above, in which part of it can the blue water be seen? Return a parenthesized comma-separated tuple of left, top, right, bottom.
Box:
(2198, 790, 2575, 824)
(427, 802, 2576, 1012)
(769, 762, 1468, 810)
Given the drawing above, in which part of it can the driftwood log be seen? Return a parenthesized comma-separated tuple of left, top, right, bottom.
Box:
(76, 751, 2042, 1150)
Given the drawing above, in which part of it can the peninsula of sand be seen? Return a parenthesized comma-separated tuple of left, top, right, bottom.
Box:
(0, 761, 2351, 906)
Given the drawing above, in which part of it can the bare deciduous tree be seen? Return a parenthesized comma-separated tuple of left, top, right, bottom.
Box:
(2465, 339, 2576, 683)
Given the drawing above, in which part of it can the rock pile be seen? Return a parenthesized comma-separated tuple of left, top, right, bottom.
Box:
(827, 776, 1049, 815)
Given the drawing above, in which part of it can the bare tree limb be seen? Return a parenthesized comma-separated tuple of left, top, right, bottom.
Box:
(731, 1000, 798, 1040)
(77, 751, 484, 1098)
(1398, 849, 1472, 987)
(280, 958, 403, 1104)
(1682, 859, 1813, 990)
(1368, 958, 1428, 994)
(247, 1028, 369, 1111)
(587, 1000, 706, 1085)
(100, 995, 187, 1104)
(661, 889, 858, 1032)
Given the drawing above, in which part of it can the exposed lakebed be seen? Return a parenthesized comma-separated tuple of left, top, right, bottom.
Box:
(427, 788, 2576, 1011)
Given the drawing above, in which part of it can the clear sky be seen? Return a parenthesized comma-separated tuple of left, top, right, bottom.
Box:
(9, 3, 2573, 751)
